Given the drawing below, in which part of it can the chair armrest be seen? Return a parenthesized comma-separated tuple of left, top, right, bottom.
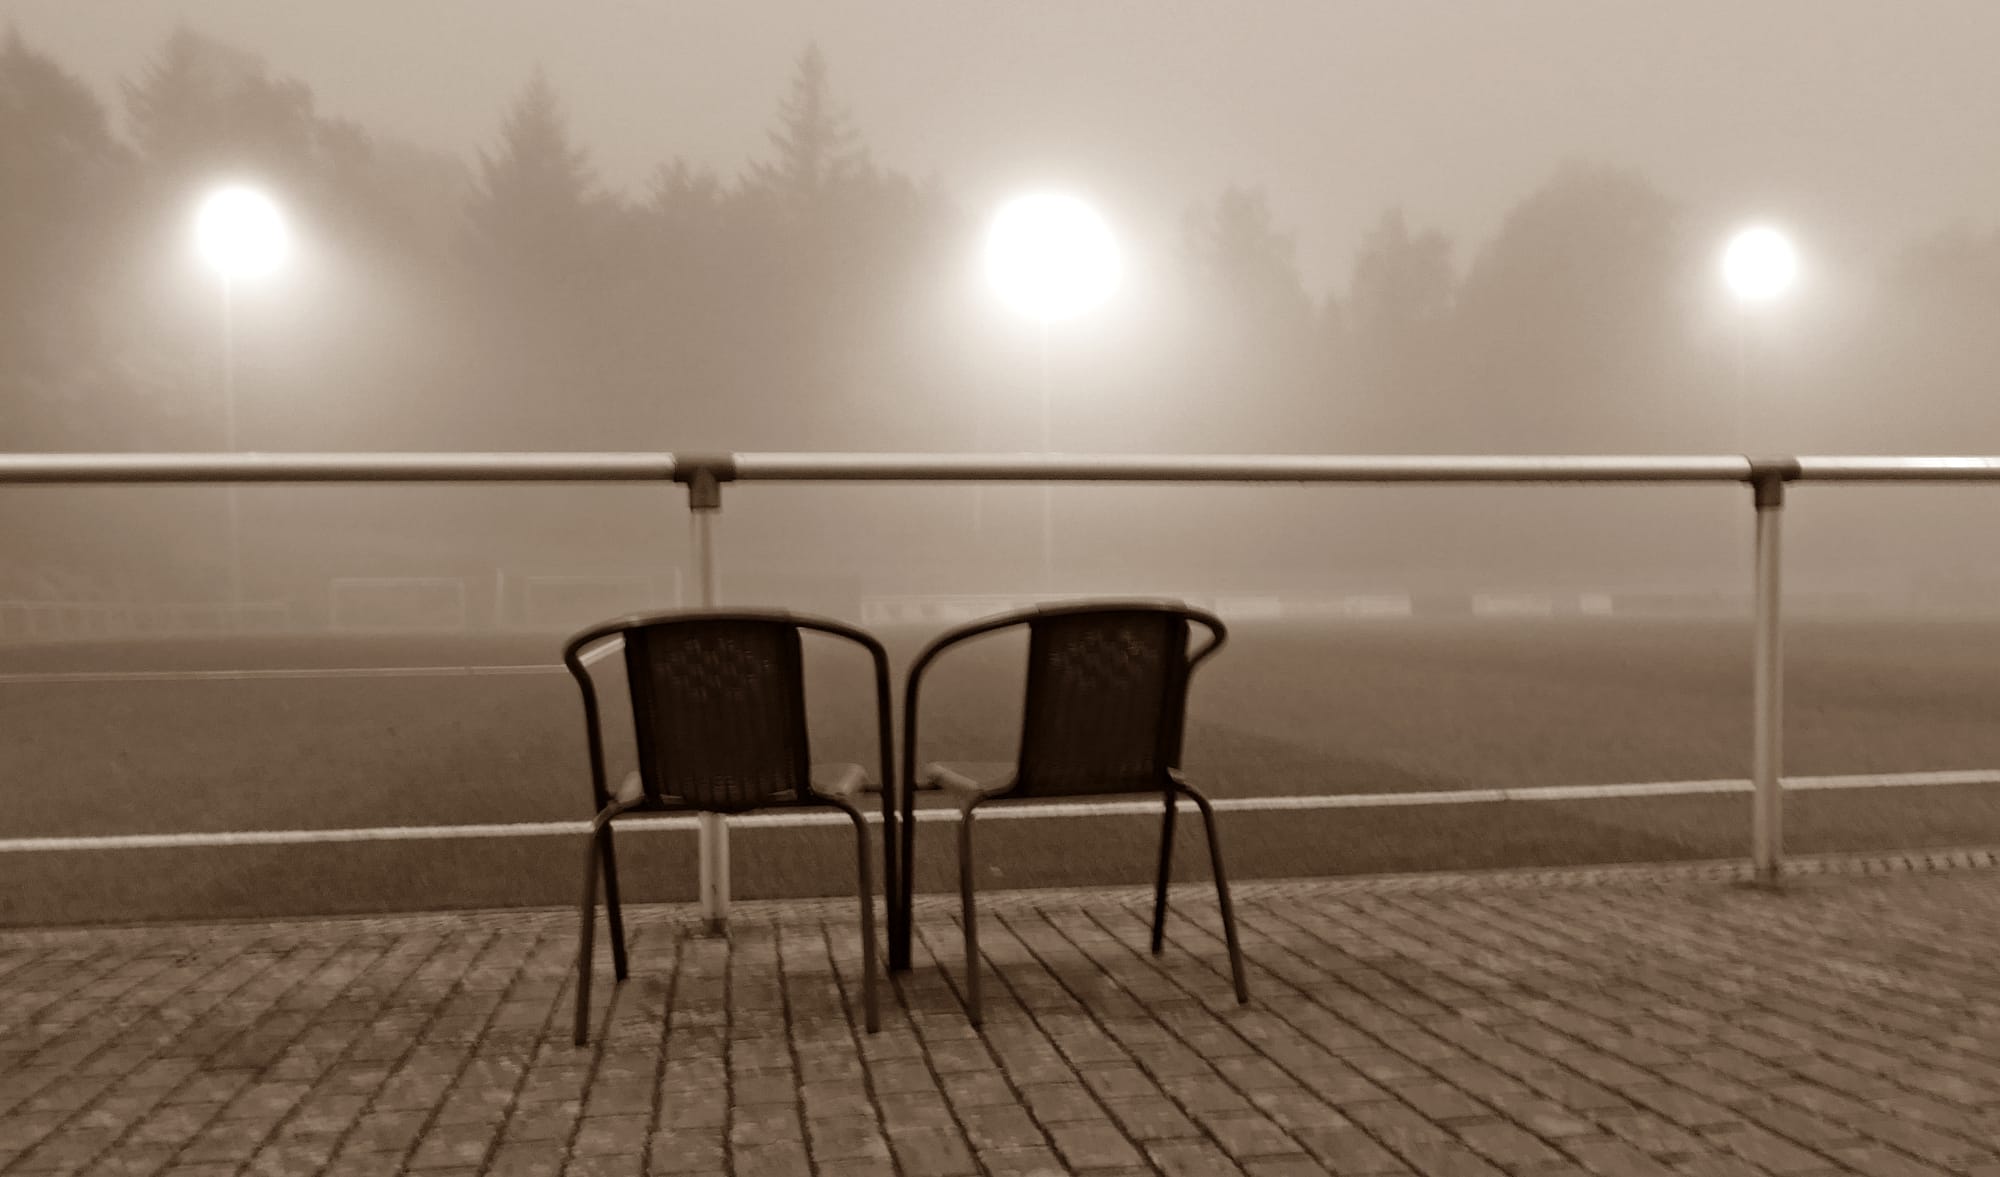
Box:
(790, 617, 896, 814)
(902, 611, 1042, 809)
(562, 634, 619, 811)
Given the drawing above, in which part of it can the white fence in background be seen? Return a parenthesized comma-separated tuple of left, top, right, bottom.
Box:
(2, 586, 1974, 643)
(326, 576, 471, 632)
(0, 598, 292, 639)
(7, 450, 2000, 946)
(517, 572, 684, 631)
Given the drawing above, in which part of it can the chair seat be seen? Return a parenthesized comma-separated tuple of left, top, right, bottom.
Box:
(614, 763, 871, 807)
(919, 761, 1017, 799)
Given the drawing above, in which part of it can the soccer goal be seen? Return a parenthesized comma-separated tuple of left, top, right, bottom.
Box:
(327, 577, 470, 633)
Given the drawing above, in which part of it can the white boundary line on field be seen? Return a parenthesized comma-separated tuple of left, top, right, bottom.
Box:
(2, 768, 1996, 854)
(0, 665, 561, 684)
(0, 637, 623, 684)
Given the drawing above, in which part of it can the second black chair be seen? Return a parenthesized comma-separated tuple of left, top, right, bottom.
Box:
(899, 601, 1249, 1026)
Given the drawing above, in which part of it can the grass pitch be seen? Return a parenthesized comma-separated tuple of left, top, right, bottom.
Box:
(5, 617, 2000, 924)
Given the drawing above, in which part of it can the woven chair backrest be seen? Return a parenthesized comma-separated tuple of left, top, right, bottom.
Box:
(1014, 608, 1192, 797)
(622, 617, 812, 812)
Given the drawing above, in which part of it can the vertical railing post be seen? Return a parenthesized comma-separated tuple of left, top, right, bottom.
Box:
(1749, 460, 1796, 884)
(676, 456, 733, 933)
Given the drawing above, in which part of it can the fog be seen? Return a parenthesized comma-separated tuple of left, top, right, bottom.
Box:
(4, 2, 2000, 628)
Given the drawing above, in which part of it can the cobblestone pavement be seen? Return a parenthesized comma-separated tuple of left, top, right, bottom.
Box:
(4, 850, 2000, 1177)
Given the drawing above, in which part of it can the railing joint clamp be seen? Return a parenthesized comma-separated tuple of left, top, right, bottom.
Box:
(1747, 458, 1801, 509)
(672, 454, 737, 511)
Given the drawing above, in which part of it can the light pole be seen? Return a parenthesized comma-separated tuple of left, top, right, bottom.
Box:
(194, 185, 288, 610)
(983, 191, 1120, 591)
(1719, 222, 1799, 886)
(1720, 224, 1799, 450)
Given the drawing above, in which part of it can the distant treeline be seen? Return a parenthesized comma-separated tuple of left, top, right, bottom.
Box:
(9, 23, 2000, 460)
(4, 26, 2000, 599)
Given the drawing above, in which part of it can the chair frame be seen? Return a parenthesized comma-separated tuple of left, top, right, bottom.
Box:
(896, 600, 1248, 1026)
(564, 608, 893, 1044)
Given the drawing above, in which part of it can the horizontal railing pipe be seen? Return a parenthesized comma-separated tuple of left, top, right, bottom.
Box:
(17, 452, 2000, 486)
(0, 452, 679, 484)
(1795, 456, 2000, 481)
(729, 452, 1755, 483)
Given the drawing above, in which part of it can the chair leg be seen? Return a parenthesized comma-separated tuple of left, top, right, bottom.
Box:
(1184, 785, 1250, 1005)
(598, 825, 629, 981)
(1152, 791, 1178, 955)
(958, 802, 982, 1028)
(895, 782, 918, 973)
(883, 779, 904, 974)
(574, 829, 602, 1046)
(845, 806, 880, 1033)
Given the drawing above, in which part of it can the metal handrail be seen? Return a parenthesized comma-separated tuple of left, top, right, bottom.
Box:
(11, 451, 2000, 484)
(12, 448, 2000, 940)
(0, 452, 679, 483)
(1795, 456, 2000, 480)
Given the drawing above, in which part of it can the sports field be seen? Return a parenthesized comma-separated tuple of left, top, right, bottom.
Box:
(6, 616, 2000, 926)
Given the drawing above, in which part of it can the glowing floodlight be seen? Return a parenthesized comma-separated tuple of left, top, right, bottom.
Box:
(985, 192, 1120, 321)
(196, 185, 289, 281)
(1722, 225, 1798, 304)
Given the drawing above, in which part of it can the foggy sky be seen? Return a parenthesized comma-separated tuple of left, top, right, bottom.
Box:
(6, 1, 2000, 291)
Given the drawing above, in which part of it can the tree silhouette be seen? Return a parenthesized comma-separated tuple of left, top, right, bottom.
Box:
(1342, 209, 1456, 447)
(1184, 186, 1314, 334)
(1176, 185, 1321, 447)
(454, 69, 617, 446)
(466, 69, 599, 287)
(752, 42, 869, 219)
(1452, 162, 1694, 450)
(0, 27, 135, 443)
(123, 27, 321, 188)
(1867, 226, 2000, 449)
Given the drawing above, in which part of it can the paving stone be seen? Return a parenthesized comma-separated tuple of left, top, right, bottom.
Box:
(976, 1145, 1070, 1175)
(815, 1161, 899, 1177)
(1, 858, 1998, 1177)
(489, 1142, 567, 1177)
(732, 1136, 808, 1177)
(885, 1125, 978, 1175)
(572, 1114, 650, 1157)
(1104, 1096, 1203, 1141)
(1146, 1138, 1251, 1176)
(1560, 1136, 1680, 1177)
(1021, 1081, 1102, 1122)
(1046, 1118, 1145, 1169)
(406, 1120, 499, 1168)
(1452, 1119, 1565, 1168)
(1202, 1111, 1304, 1159)
(1243, 1158, 1338, 1177)
(1822, 1145, 1956, 1177)
(939, 1068, 1014, 1108)
(1705, 1124, 1840, 1173)
(729, 1102, 803, 1146)
(644, 1129, 724, 1173)
(805, 1115, 890, 1162)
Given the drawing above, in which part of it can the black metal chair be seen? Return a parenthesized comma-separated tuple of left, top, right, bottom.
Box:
(564, 610, 891, 1044)
(898, 601, 1248, 1026)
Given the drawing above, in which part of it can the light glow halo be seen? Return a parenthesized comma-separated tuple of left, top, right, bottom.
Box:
(1722, 224, 1798, 303)
(984, 191, 1121, 321)
(196, 186, 289, 280)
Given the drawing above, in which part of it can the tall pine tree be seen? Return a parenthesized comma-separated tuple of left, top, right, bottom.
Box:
(752, 42, 869, 221)
(0, 27, 134, 440)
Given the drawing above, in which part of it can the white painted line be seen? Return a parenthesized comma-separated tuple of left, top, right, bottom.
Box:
(1788, 769, 2000, 790)
(2, 768, 1995, 854)
(0, 665, 562, 685)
